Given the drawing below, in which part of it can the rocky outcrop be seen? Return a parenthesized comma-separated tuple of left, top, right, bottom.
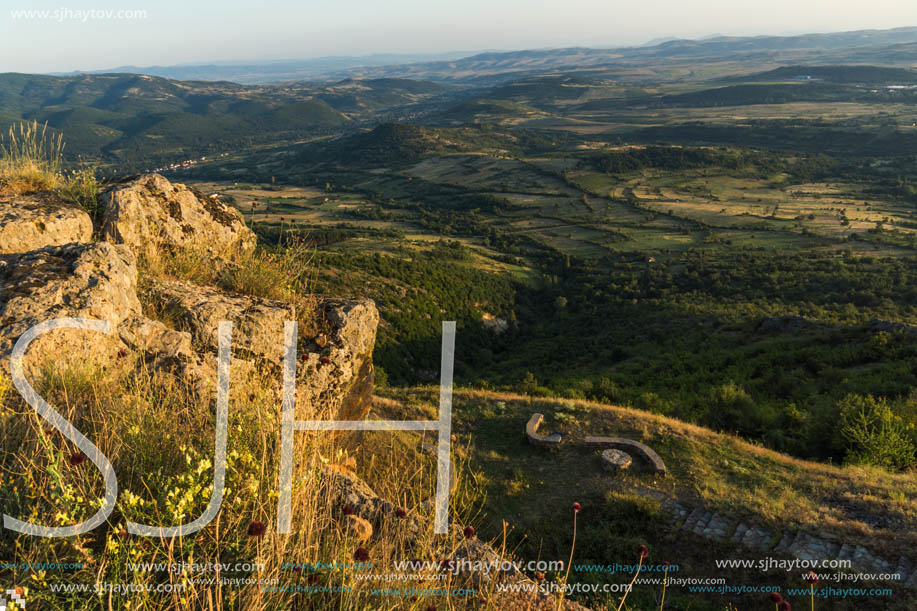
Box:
(115, 315, 217, 395)
(145, 280, 378, 420)
(118, 316, 193, 365)
(0, 172, 401, 599)
(145, 280, 296, 364)
(0, 193, 92, 254)
(99, 174, 255, 262)
(0, 174, 378, 424)
(315, 299, 378, 421)
(0, 242, 141, 371)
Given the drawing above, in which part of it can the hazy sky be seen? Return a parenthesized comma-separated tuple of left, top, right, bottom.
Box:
(3, 0, 917, 73)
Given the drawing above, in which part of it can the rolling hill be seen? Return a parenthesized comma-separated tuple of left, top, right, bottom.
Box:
(0, 73, 452, 168)
(726, 64, 917, 84)
(312, 27, 917, 83)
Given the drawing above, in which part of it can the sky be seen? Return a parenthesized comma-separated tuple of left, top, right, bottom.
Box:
(3, 0, 917, 73)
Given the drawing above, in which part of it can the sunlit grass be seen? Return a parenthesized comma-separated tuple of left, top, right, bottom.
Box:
(0, 121, 64, 195)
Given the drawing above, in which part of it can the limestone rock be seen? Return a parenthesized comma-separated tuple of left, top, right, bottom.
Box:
(119, 316, 193, 364)
(0, 242, 141, 371)
(322, 465, 399, 525)
(99, 174, 255, 262)
(145, 279, 295, 364)
(0, 193, 92, 254)
(145, 281, 378, 420)
(600, 448, 632, 471)
(317, 299, 378, 421)
(117, 316, 218, 392)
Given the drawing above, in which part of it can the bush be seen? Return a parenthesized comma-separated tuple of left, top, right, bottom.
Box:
(634, 391, 673, 415)
(58, 165, 103, 220)
(596, 377, 621, 403)
(707, 382, 754, 429)
(838, 393, 916, 470)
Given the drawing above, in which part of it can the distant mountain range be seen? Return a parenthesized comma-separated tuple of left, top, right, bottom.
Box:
(50, 52, 479, 85)
(47, 26, 917, 85)
(316, 26, 917, 83)
(6, 25, 917, 170)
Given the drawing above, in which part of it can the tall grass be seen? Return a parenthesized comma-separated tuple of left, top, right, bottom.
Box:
(138, 233, 321, 336)
(0, 350, 482, 609)
(1, 120, 104, 225)
(0, 121, 64, 194)
(58, 164, 103, 220)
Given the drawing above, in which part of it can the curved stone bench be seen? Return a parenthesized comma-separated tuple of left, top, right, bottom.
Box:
(584, 436, 667, 476)
(525, 413, 563, 447)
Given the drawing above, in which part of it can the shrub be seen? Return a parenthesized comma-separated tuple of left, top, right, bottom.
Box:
(596, 377, 621, 403)
(706, 382, 754, 429)
(519, 371, 538, 395)
(838, 393, 916, 470)
(634, 391, 673, 415)
(58, 164, 103, 220)
(374, 366, 389, 388)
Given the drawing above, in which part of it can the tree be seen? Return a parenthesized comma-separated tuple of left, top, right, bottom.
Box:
(520, 372, 538, 395)
(838, 394, 915, 470)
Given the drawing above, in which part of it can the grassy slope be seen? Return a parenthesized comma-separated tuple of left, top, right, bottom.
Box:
(371, 387, 916, 610)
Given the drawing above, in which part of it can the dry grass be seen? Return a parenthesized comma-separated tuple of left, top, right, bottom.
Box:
(0, 121, 64, 195)
(0, 351, 490, 609)
(137, 235, 323, 340)
(0, 121, 103, 225)
(57, 164, 104, 220)
(367, 388, 917, 610)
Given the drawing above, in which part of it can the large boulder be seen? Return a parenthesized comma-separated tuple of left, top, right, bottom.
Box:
(0, 242, 141, 372)
(117, 315, 223, 399)
(144, 280, 296, 364)
(0, 193, 92, 254)
(144, 280, 379, 420)
(99, 174, 255, 262)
